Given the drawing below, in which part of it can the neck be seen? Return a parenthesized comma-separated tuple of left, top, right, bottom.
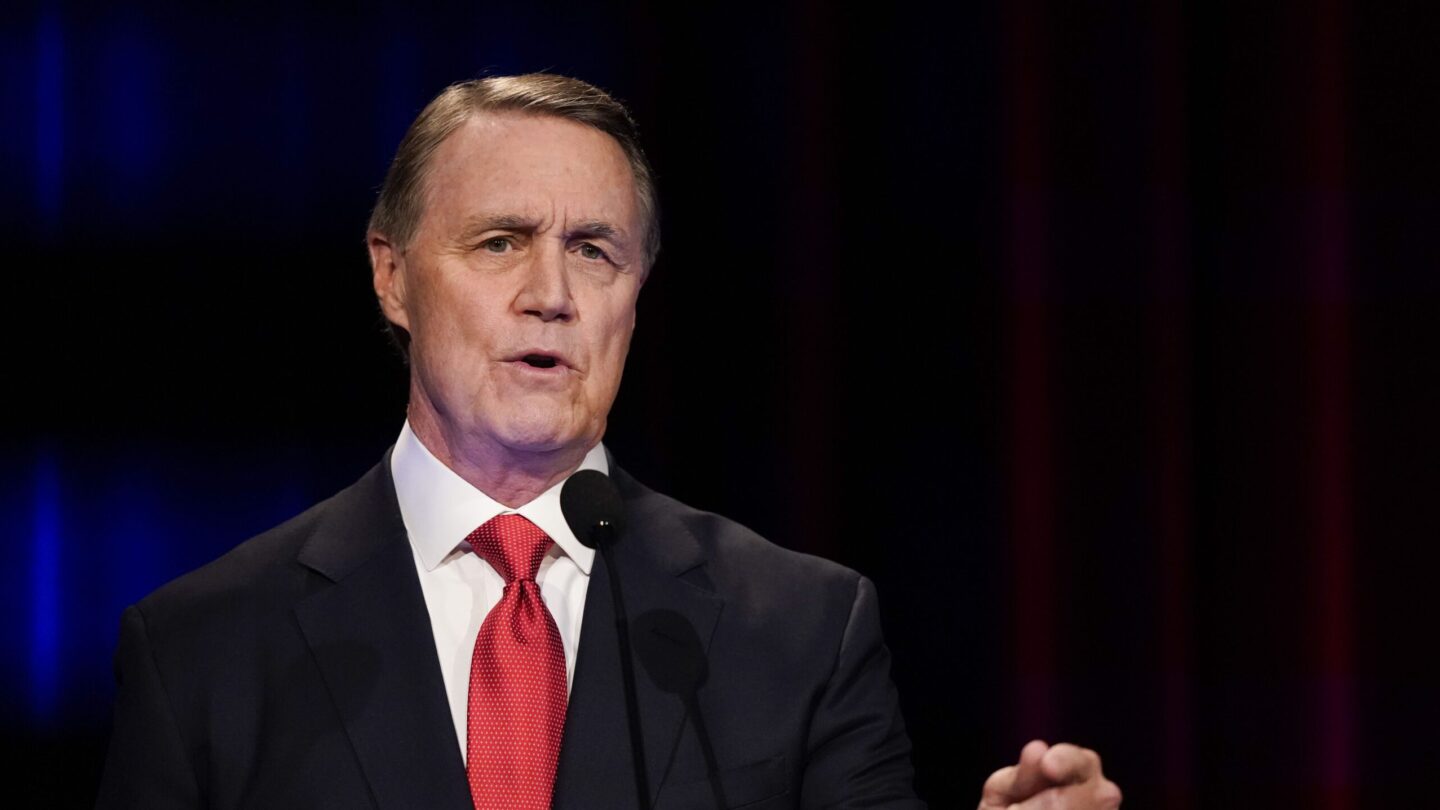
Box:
(406, 402, 591, 509)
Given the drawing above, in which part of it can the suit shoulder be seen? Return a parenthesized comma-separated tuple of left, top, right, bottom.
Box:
(622, 473, 864, 603)
(131, 484, 342, 639)
(689, 500, 859, 584)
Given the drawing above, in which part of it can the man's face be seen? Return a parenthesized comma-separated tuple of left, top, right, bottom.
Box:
(372, 112, 646, 463)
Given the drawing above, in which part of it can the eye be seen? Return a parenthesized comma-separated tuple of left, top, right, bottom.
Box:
(481, 236, 511, 253)
(578, 243, 607, 261)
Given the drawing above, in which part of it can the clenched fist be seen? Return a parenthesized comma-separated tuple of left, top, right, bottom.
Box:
(978, 740, 1121, 809)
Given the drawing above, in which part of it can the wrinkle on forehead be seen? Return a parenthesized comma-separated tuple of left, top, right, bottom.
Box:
(421, 112, 641, 239)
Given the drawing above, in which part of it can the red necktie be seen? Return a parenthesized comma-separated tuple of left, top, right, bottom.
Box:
(465, 514, 568, 810)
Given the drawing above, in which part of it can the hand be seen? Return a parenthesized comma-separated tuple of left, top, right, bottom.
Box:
(978, 739, 1122, 809)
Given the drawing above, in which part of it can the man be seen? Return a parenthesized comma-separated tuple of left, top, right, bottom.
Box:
(96, 74, 1120, 809)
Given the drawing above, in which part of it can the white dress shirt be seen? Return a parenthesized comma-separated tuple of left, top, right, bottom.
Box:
(390, 420, 604, 761)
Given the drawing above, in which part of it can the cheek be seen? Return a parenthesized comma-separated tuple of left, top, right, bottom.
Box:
(418, 283, 499, 350)
(593, 320, 637, 396)
(410, 312, 502, 397)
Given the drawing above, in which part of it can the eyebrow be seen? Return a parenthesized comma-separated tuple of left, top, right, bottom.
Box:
(456, 213, 536, 241)
(455, 214, 633, 253)
(564, 219, 627, 244)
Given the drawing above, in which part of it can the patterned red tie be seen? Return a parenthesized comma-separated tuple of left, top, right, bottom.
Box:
(465, 514, 568, 810)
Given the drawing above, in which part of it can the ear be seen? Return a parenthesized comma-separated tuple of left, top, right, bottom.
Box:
(368, 231, 411, 332)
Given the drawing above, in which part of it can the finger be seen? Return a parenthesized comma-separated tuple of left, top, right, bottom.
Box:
(1096, 777, 1124, 808)
(1039, 742, 1101, 786)
(978, 765, 1018, 808)
(979, 740, 1050, 807)
(1009, 739, 1052, 800)
(1009, 777, 1123, 810)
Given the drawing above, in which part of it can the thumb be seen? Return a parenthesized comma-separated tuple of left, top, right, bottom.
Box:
(1010, 740, 1051, 799)
(979, 740, 1050, 807)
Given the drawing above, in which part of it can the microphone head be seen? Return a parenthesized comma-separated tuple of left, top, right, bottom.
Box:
(561, 469, 626, 549)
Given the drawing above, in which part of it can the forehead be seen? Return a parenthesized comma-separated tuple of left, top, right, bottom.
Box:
(422, 112, 641, 235)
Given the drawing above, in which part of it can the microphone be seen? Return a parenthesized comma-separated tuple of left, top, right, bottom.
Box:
(561, 470, 648, 810)
(561, 469, 627, 550)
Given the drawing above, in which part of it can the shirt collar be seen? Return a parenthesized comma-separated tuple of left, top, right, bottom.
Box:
(390, 420, 605, 575)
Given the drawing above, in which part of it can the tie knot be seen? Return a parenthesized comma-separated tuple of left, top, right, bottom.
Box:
(468, 513, 552, 583)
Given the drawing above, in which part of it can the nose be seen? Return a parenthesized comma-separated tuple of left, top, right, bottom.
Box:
(515, 243, 575, 323)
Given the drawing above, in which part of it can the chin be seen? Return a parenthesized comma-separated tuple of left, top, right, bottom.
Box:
(491, 411, 594, 457)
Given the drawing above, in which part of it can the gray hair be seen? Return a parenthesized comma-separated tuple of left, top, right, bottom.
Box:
(368, 73, 660, 263)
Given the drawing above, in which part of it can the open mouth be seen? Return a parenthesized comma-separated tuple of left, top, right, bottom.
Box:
(520, 354, 559, 369)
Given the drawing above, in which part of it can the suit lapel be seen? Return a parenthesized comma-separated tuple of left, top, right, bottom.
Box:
(292, 457, 473, 810)
(553, 465, 724, 809)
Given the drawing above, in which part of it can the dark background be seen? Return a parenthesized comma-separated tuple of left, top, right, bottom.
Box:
(3, 0, 1437, 806)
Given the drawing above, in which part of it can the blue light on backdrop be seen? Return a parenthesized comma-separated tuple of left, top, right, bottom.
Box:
(35, 8, 64, 237)
(27, 448, 62, 725)
(5, 2, 623, 245)
(3, 440, 377, 730)
(95, 12, 164, 211)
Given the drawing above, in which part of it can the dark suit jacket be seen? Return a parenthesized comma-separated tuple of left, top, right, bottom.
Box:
(96, 454, 923, 809)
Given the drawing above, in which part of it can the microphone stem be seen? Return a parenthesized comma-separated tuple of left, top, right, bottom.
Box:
(599, 527, 650, 809)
